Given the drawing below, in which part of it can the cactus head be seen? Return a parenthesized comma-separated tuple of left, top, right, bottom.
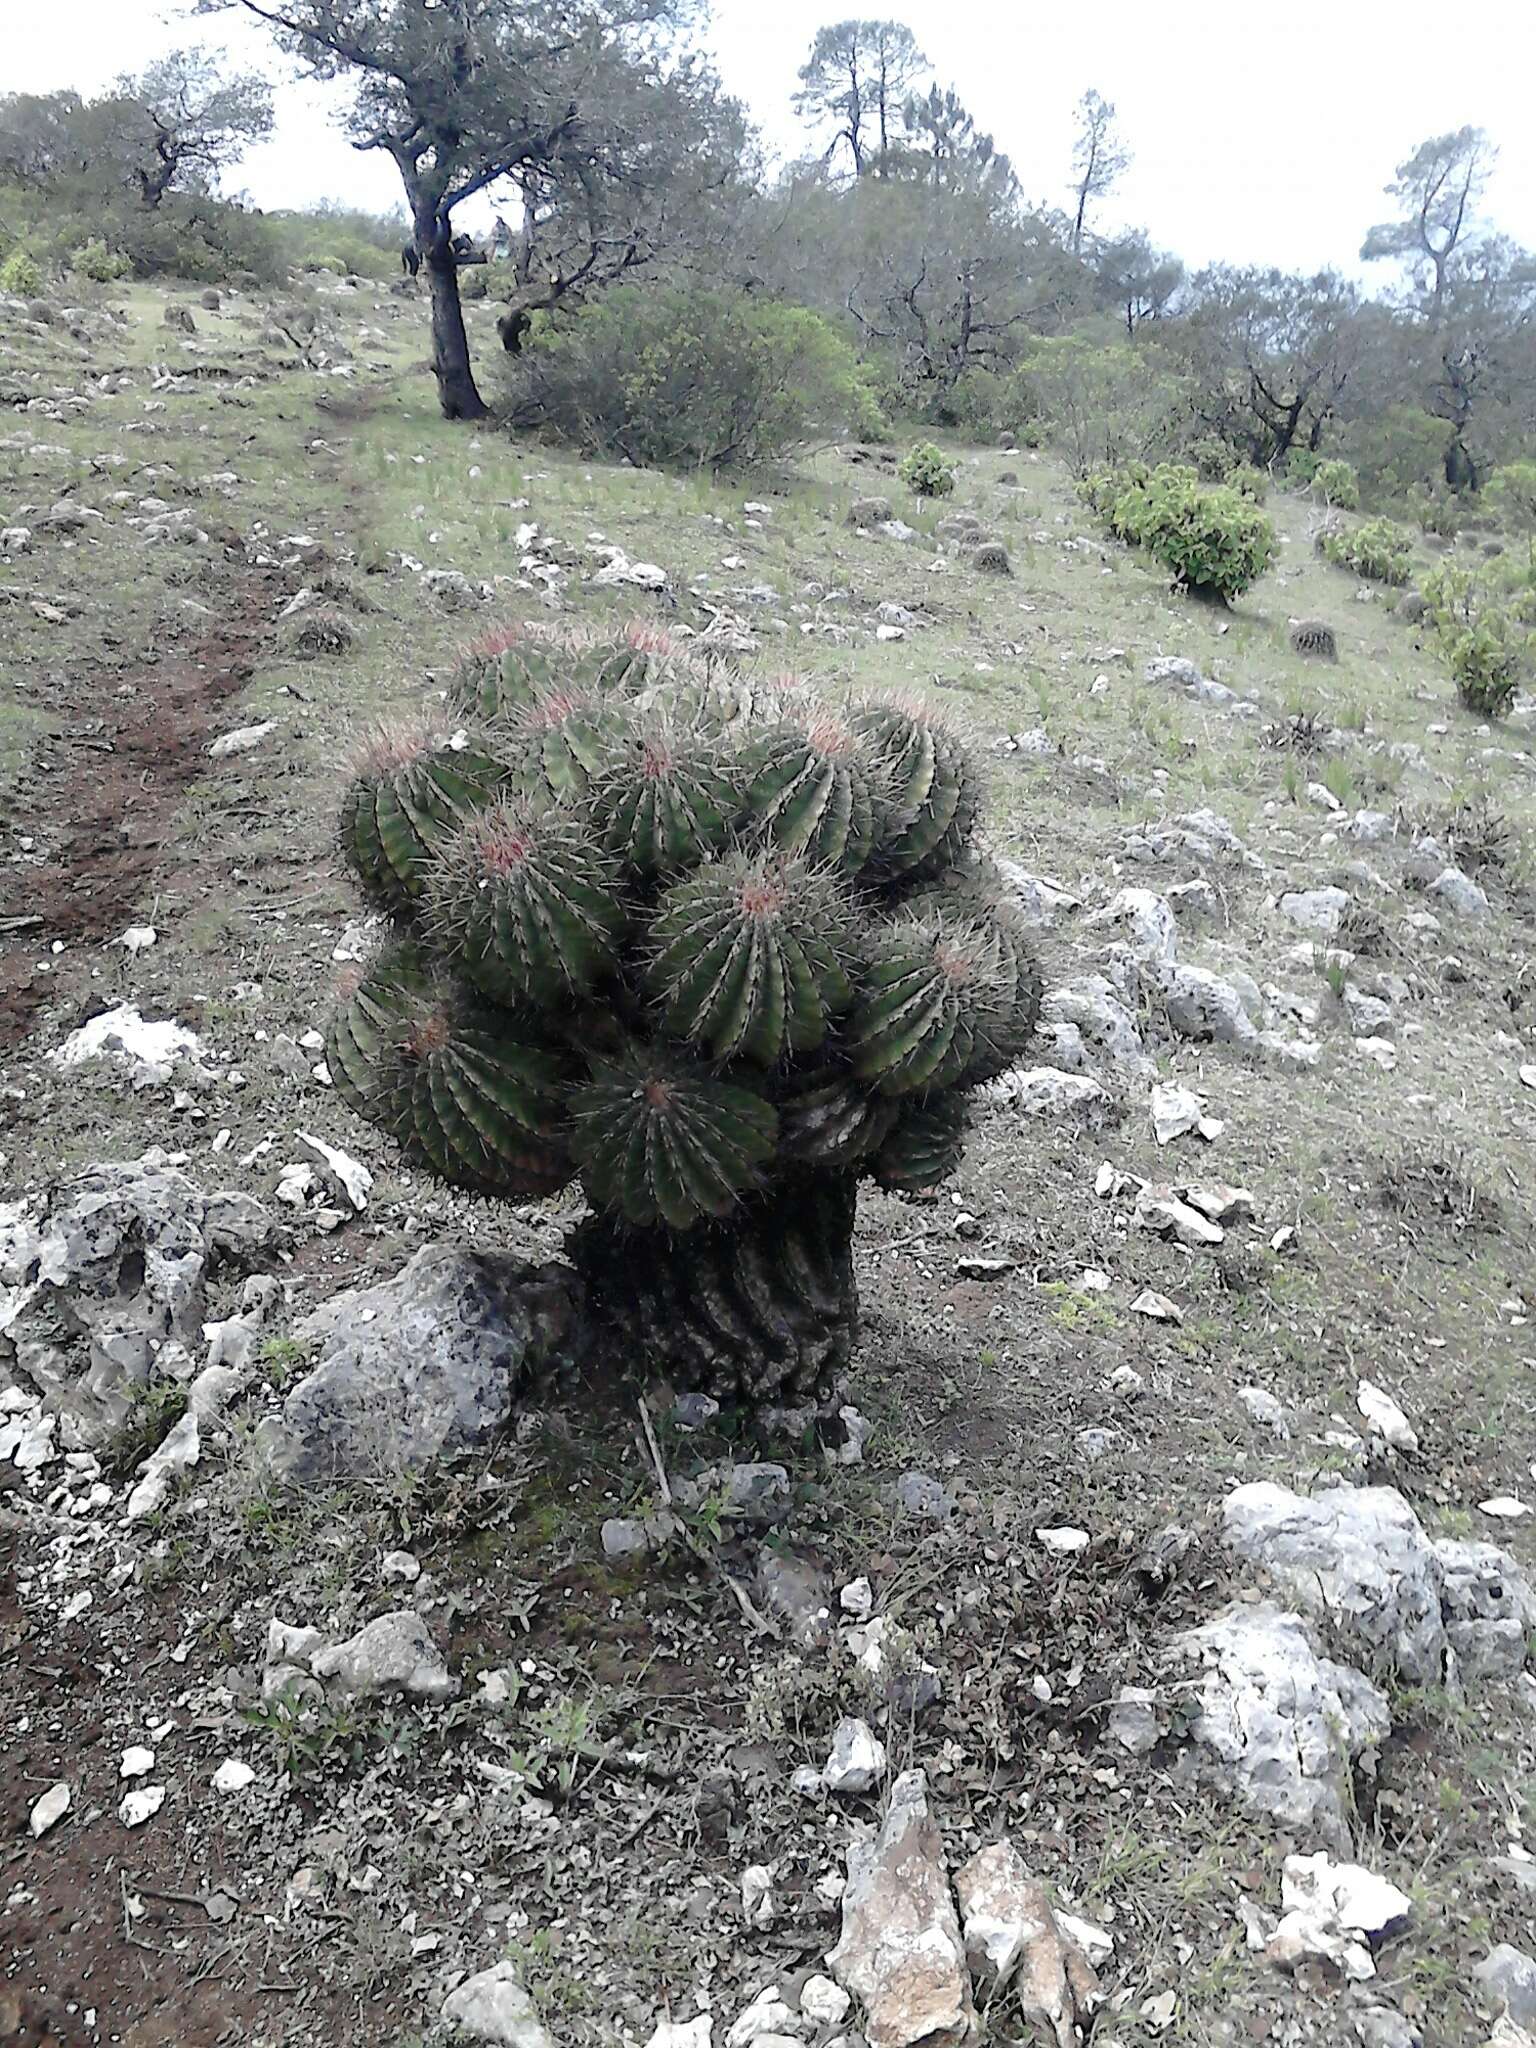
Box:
(338, 723, 505, 913)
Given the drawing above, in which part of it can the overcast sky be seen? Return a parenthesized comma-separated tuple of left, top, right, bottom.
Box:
(9, 0, 1536, 276)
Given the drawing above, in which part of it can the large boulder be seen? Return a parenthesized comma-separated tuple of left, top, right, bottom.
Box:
(0, 1157, 272, 1443)
(257, 1245, 570, 1481)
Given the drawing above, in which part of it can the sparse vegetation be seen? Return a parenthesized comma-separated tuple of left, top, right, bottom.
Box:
(898, 440, 957, 497)
(1321, 514, 1415, 585)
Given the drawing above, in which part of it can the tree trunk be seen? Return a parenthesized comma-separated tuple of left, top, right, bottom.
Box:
(419, 221, 488, 421)
(568, 1175, 858, 1410)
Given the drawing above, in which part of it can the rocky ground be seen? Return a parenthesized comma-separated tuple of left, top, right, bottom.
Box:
(2, 271, 1535, 2048)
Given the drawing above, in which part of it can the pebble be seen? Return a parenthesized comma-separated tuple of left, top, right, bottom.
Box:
(212, 1759, 256, 1793)
(29, 1782, 70, 1837)
(119, 1746, 155, 1779)
(119, 1784, 166, 1828)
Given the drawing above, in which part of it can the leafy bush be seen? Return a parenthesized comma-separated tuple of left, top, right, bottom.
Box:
(1100, 464, 1275, 601)
(899, 442, 957, 497)
(0, 247, 43, 295)
(1312, 459, 1360, 510)
(1226, 464, 1268, 503)
(1321, 516, 1414, 585)
(1423, 561, 1533, 716)
(1486, 463, 1536, 534)
(326, 624, 1040, 1407)
(497, 285, 880, 471)
(69, 238, 131, 283)
(1285, 448, 1323, 489)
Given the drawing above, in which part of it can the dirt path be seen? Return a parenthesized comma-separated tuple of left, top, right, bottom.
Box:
(0, 574, 272, 1055)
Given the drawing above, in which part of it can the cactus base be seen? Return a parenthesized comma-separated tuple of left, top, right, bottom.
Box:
(570, 1176, 858, 1407)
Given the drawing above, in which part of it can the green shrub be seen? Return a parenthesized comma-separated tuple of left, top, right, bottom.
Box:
(1312, 459, 1360, 510)
(1321, 516, 1414, 585)
(69, 238, 132, 284)
(899, 442, 957, 498)
(1423, 561, 1533, 716)
(918, 368, 1008, 439)
(1486, 463, 1536, 534)
(1100, 464, 1274, 601)
(1285, 448, 1323, 489)
(1226, 464, 1268, 503)
(0, 247, 44, 296)
(497, 285, 881, 470)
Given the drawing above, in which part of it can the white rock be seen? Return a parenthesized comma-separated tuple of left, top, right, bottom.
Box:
(840, 1575, 875, 1619)
(1150, 1082, 1221, 1145)
(208, 719, 276, 759)
(212, 1758, 256, 1793)
(119, 1783, 166, 1827)
(740, 1865, 776, 1929)
(1171, 1604, 1390, 1849)
(1356, 1379, 1419, 1454)
(1429, 866, 1489, 917)
(645, 2021, 714, 2048)
(823, 1717, 887, 1795)
(440, 1960, 555, 2046)
(381, 1548, 421, 1583)
(297, 1131, 371, 1210)
(1277, 887, 1351, 937)
(985, 1066, 1113, 1126)
(1237, 1386, 1289, 1435)
(115, 925, 157, 954)
(1135, 1186, 1224, 1248)
(50, 1004, 206, 1087)
(309, 1611, 458, 1701)
(956, 1841, 1101, 2031)
(724, 1987, 796, 2047)
(800, 1976, 851, 2028)
(120, 1745, 155, 1779)
(29, 1782, 70, 1837)
(1036, 1526, 1090, 1555)
(1130, 1289, 1182, 1323)
(1182, 1181, 1252, 1222)
(1266, 1851, 1411, 1978)
(1481, 1496, 1531, 1520)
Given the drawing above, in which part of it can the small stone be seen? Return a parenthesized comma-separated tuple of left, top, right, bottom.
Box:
(29, 1783, 70, 1837)
(309, 1611, 457, 1701)
(380, 1548, 422, 1583)
(840, 1575, 875, 1619)
(741, 1864, 776, 1928)
(119, 1784, 166, 1827)
(1036, 1526, 1090, 1555)
(1356, 1380, 1419, 1454)
(895, 1471, 952, 1521)
(1130, 1289, 1182, 1323)
(823, 1716, 887, 1795)
(440, 1960, 555, 2047)
(1238, 1386, 1289, 1435)
(119, 1746, 155, 1779)
(1429, 866, 1489, 918)
(1474, 1945, 1536, 2027)
(1480, 1496, 1531, 1520)
(799, 1975, 851, 2028)
(212, 1758, 256, 1793)
(645, 2021, 714, 2048)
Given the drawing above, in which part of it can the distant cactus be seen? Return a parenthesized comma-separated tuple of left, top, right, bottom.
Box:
(328, 623, 1039, 1407)
(972, 542, 1012, 575)
(1289, 619, 1337, 659)
(847, 496, 893, 528)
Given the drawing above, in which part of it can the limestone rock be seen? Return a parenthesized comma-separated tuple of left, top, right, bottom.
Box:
(984, 1066, 1114, 1127)
(823, 1716, 887, 1795)
(309, 1611, 457, 1702)
(1222, 1482, 1452, 1683)
(955, 1841, 1099, 2042)
(1278, 887, 1352, 937)
(0, 1158, 271, 1442)
(828, 1770, 977, 2047)
(258, 1246, 566, 1480)
(1169, 1603, 1390, 1849)
(441, 1961, 555, 2047)
(1475, 1945, 1536, 2027)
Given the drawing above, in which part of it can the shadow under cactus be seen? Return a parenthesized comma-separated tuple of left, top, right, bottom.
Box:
(327, 622, 1040, 1409)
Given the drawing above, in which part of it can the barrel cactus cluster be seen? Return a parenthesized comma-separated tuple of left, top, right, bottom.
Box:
(327, 623, 1040, 1408)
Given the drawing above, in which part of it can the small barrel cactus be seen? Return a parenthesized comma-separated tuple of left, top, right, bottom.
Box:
(847, 496, 893, 529)
(972, 542, 1012, 576)
(1288, 619, 1337, 659)
(328, 623, 1039, 1409)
